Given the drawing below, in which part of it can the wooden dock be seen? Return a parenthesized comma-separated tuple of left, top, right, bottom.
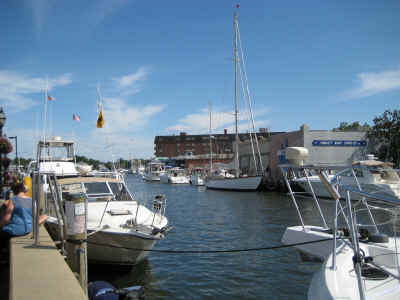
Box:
(7, 226, 88, 300)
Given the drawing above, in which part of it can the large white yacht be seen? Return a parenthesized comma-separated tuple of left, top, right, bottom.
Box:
(293, 156, 400, 202)
(31, 137, 170, 265)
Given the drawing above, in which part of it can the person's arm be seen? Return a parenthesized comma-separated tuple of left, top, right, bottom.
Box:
(38, 214, 48, 225)
(0, 199, 14, 228)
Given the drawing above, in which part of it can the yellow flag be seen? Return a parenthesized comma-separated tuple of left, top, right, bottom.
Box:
(97, 110, 104, 128)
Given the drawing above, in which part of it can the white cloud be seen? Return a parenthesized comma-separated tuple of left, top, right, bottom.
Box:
(98, 97, 164, 134)
(0, 71, 72, 112)
(112, 67, 150, 95)
(166, 106, 270, 134)
(11, 97, 163, 160)
(342, 68, 400, 99)
(75, 132, 155, 161)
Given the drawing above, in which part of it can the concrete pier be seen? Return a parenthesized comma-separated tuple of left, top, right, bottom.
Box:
(8, 226, 88, 300)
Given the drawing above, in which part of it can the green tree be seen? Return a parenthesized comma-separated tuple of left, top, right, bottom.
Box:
(75, 155, 101, 170)
(333, 121, 370, 132)
(367, 109, 400, 168)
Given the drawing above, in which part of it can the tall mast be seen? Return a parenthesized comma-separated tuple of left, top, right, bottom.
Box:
(209, 101, 212, 172)
(234, 12, 240, 177)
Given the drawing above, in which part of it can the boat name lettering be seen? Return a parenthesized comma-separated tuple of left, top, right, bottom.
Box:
(312, 140, 367, 147)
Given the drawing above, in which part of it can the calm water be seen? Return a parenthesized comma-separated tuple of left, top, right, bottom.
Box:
(88, 174, 337, 300)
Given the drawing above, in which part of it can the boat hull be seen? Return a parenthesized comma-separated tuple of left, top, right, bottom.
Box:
(295, 178, 400, 201)
(45, 221, 161, 265)
(191, 175, 205, 186)
(205, 175, 262, 191)
(160, 175, 190, 184)
(143, 173, 161, 181)
(281, 225, 344, 261)
(308, 238, 400, 300)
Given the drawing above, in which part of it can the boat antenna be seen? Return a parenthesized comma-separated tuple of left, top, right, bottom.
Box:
(234, 11, 240, 177)
(43, 77, 49, 145)
(236, 20, 264, 174)
(96, 83, 103, 113)
(209, 101, 213, 172)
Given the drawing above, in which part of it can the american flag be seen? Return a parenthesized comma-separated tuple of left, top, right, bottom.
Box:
(73, 114, 80, 122)
(47, 95, 55, 101)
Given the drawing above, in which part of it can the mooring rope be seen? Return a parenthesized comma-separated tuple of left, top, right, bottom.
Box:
(87, 237, 334, 254)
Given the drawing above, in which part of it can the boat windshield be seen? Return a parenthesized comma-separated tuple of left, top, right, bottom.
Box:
(58, 181, 133, 202)
(84, 182, 111, 196)
(111, 183, 132, 201)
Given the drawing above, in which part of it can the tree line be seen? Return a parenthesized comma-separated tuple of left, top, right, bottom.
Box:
(332, 109, 399, 168)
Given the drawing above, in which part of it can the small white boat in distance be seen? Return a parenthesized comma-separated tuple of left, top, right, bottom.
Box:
(76, 162, 93, 175)
(206, 173, 262, 191)
(143, 160, 166, 181)
(160, 167, 190, 184)
(191, 168, 206, 186)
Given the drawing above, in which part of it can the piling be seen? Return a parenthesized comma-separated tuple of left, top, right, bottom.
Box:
(64, 192, 88, 294)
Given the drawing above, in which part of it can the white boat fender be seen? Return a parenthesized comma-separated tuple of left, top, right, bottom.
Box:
(88, 280, 145, 300)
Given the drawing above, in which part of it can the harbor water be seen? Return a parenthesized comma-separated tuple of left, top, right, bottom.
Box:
(88, 174, 335, 299)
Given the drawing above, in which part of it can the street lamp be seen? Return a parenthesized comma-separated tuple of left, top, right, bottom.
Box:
(0, 108, 7, 194)
(9, 136, 18, 172)
(0, 108, 6, 137)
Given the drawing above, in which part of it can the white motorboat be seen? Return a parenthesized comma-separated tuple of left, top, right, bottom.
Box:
(280, 150, 400, 299)
(205, 12, 263, 192)
(75, 162, 93, 175)
(44, 176, 168, 265)
(190, 168, 206, 186)
(137, 166, 145, 177)
(143, 160, 166, 181)
(160, 167, 190, 184)
(292, 155, 400, 202)
(32, 137, 169, 265)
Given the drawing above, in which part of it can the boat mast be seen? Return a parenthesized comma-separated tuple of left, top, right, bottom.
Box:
(209, 101, 213, 172)
(234, 12, 240, 177)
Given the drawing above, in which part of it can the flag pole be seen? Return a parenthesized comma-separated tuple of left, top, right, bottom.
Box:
(43, 78, 49, 145)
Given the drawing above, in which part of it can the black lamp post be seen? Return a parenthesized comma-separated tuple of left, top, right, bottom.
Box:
(0, 108, 7, 194)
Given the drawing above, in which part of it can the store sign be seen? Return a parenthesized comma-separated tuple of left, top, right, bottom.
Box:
(312, 140, 367, 147)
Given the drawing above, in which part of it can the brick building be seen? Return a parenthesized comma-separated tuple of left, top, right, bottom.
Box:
(154, 130, 275, 170)
(154, 125, 369, 182)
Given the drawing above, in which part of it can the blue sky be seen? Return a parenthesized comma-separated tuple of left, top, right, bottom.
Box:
(1, 1, 399, 161)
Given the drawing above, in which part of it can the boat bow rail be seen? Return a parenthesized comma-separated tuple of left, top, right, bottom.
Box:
(280, 161, 400, 300)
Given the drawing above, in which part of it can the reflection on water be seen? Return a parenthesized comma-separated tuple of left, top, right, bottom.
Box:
(88, 175, 335, 299)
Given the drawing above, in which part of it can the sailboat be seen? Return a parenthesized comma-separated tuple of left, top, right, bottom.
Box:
(205, 11, 263, 191)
